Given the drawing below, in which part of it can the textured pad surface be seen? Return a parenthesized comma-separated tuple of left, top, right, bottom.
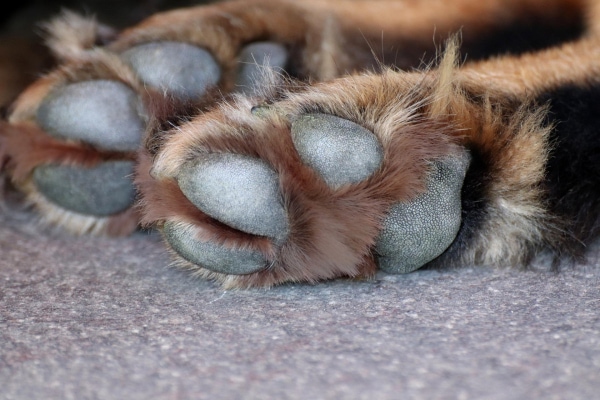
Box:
(163, 221, 268, 275)
(121, 41, 221, 100)
(291, 114, 384, 188)
(176, 153, 289, 241)
(37, 80, 145, 151)
(376, 151, 471, 273)
(33, 161, 136, 216)
(235, 42, 288, 95)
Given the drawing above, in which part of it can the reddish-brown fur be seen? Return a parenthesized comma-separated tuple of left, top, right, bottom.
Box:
(139, 83, 461, 286)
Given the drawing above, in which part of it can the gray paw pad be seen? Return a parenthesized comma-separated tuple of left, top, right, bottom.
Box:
(291, 114, 384, 188)
(37, 80, 145, 152)
(235, 42, 288, 95)
(375, 151, 471, 273)
(163, 221, 267, 275)
(121, 41, 221, 100)
(33, 161, 136, 216)
(176, 153, 288, 242)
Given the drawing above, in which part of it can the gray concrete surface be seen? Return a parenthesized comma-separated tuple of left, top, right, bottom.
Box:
(1, 195, 599, 400)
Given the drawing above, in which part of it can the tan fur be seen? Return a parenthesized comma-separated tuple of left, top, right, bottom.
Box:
(41, 10, 118, 62)
(21, 179, 139, 237)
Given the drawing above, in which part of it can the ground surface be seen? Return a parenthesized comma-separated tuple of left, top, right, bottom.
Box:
(1, 194, 599, 400)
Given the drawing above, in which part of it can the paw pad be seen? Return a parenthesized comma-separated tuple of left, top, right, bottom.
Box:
(291, 114, 384, 188)
(160, 111, 471, 281)
(176, 153, 289, 242)
(235, 42, 288, 94)
(375, 151, 471, 273)
(121, 41, 221, 100)
(37, 80, 145, 151)
(163, 221, 268, 275)
(32, 161, 136, 216)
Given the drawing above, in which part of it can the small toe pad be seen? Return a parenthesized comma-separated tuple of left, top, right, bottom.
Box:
(291, 114, 384, 188)
(33, 161, 136, 216)
(37, 80, 145, 152)
(176, 153, 288, 241)
(235, 42, 288, 95)
(121, 41, 221, 100)
(163, 221, 267, 275)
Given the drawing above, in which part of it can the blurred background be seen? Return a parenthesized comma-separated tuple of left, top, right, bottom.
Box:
(0, 0, 215, 111)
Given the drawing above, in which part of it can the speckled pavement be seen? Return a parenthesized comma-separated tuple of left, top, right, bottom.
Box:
(1, 193, 599, 400)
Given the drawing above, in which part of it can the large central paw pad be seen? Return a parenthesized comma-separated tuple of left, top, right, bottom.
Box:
(376, 152, 471, 273)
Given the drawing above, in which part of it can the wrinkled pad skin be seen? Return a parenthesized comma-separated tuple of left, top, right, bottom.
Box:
(176, 153, 289, 242)
(37, 80, 145, 152)
(376, 151, 471, 273)
(291, 114, 384, 188)
(121, 41, 221, 100)
(235, 42, 288, 95)
(33, 161, 136, 216)
(163, 221, 268, 275)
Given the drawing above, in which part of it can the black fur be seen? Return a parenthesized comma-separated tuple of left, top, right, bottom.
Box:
(461, 14, 584, 61)
(538, 84, 600, 256)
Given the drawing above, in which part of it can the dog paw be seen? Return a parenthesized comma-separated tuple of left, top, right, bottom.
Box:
(139, 73, 471, 287)
(2, 77, 147, 235)
(3, 0, 461, 236)
(1, 11, 291, 235)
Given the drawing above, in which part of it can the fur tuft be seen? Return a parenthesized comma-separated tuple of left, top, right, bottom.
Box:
(40, 10, 117, 61)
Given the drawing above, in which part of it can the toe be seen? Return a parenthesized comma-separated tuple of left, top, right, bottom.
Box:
(121, 41, 221, 100)
(176, 153, 289, 242)
(163, 221, 268, 275)
(291, 113, 384, 188)
(32, 161, 136, 216)
(32, 79, 145, 217)
(235, 42, 288, 95)
(36, 80, 145, 151)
